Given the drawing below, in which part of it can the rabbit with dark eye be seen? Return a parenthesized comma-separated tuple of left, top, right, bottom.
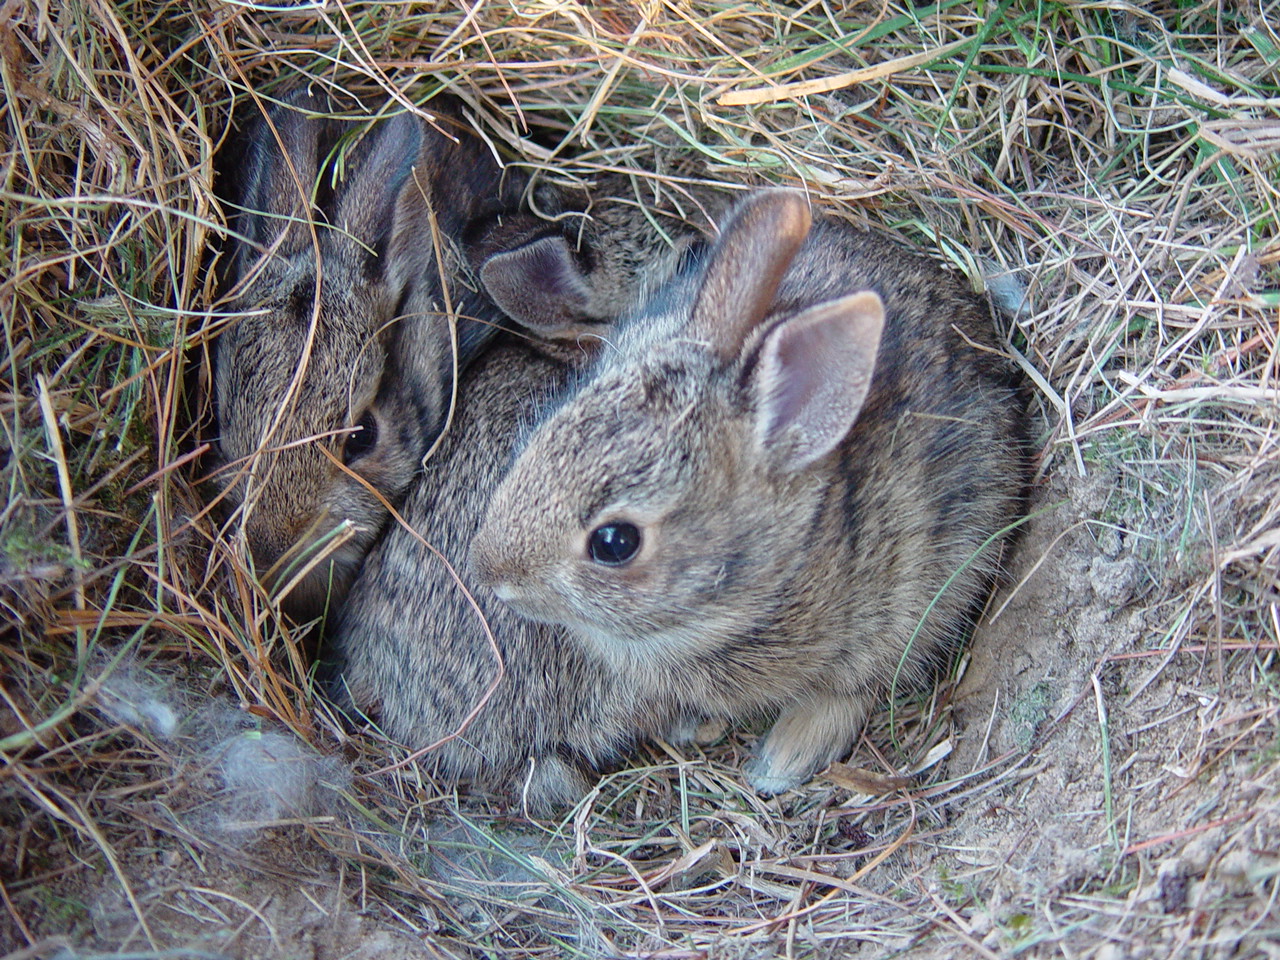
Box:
(327, 182, 722, 811)
(471, 188, 1026, 797)
(210, 88, 522, 621)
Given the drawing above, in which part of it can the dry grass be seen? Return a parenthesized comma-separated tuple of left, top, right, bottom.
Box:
(2, 0, 1278, 957)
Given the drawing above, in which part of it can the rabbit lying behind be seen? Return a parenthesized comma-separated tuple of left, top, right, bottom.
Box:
(472, 188, 1026, 797)
(210, 88, 521, 621)
(328, 183, 721, 810)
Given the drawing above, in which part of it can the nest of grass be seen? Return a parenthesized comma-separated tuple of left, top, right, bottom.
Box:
(2, 1, 1277, 957)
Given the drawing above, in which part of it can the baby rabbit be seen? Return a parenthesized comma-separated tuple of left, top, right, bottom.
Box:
(210, 88, 522, 621)
(471, 188, 1025, 797)
(328, 185, 720, 810)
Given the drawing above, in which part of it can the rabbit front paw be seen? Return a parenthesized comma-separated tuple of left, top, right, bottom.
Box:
(745, 695, 868, 796)
(519, 750, 598, 816)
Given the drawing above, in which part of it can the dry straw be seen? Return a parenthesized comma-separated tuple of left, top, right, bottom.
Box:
(1, 1, 1277, 957)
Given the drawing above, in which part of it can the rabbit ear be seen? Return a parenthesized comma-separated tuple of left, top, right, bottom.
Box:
(234, 93, 330, 257)
(691, 189, 811, 362)
(331, 112, 427, 267)
(753, 291, 885, 472)
(479, 235, 595, 335)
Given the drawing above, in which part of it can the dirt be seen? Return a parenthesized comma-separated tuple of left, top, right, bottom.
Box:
(5, 464, 1276, 959)
(915, 466, 1279, 957)
(1, 804, 444, 959)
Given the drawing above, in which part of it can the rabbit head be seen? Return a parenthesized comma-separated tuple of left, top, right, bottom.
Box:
(211, 90, 516, 621)
(470, 190, 872, 648)
(471, 188, 1023, 794)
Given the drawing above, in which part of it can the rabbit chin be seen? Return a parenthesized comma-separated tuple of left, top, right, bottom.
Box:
(484, 582, 573, 628)
(489, 583, 733, 673)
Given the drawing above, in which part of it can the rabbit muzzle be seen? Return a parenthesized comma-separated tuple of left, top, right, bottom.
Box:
(469, 548, 531, 609)
(468, 540, 571, 626)
(244, 510, 368, 620)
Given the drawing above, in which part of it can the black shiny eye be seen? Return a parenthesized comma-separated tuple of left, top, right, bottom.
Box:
(343, 411, 378, 464)
(587, 522, 642, 566)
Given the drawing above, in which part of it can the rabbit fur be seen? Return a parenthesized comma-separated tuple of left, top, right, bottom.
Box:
(327, 182, 723, 811)
(210, 88, 523, 621)
(471, 188, 1026, 797)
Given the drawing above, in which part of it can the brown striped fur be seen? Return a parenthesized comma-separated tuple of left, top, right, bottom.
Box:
(472, 189, 1026, 796)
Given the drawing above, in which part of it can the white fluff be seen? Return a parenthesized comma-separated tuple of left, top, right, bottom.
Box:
(985, 266, 1032, 319)
(93, 660, 348, 837)
(97, 670, 181, 739)
(213, 728, 348, 829)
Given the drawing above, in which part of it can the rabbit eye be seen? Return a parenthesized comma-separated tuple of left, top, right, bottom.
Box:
(588, 523, 642, 566)
(343, 411, 378, 464)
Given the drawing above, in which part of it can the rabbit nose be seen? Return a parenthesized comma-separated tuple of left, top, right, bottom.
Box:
(244, 515, 319, 585)
(468, 535, 516, 594)
(468, 544, 501, 589)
